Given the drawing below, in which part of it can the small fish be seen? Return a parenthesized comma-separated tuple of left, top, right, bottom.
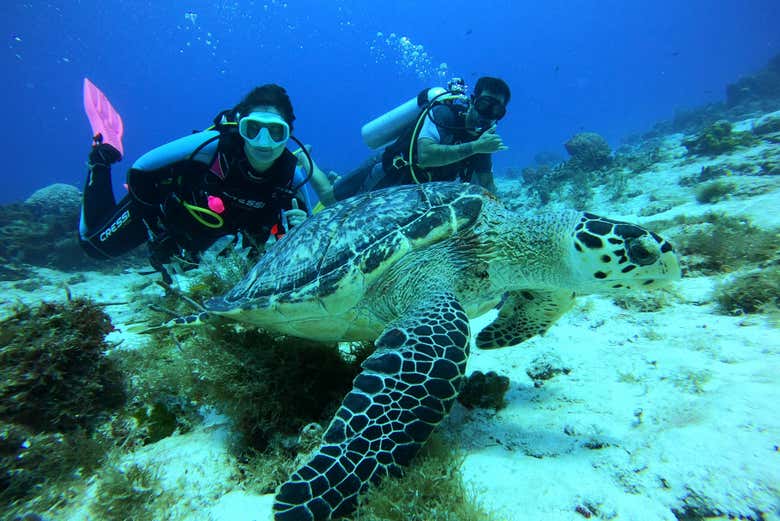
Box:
(465, 29, 472, 36)
(184, 11, 198, 24)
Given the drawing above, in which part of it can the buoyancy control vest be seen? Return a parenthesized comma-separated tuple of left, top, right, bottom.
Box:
(379, 102, 484, 186)
(125, 122, 303, 255)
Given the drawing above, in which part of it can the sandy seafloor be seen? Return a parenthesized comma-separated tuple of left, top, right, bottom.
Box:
(2, 110, 779, 520)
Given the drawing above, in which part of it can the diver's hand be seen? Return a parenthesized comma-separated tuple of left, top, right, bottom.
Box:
(285, 199, 307, 228)
(472, 126, 508, 154)
(89, 143, 122, 166)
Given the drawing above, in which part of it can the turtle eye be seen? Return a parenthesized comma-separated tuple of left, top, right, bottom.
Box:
(626, 237, 659, 266)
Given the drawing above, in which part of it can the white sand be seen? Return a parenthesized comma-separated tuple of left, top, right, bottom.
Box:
(3, 110, 779, 520)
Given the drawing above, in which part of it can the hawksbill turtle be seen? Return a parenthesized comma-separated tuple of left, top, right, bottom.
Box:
(165, 181, 680, 520)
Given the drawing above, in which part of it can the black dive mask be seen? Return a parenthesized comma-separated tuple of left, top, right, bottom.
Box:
(473, 95, 506, 121)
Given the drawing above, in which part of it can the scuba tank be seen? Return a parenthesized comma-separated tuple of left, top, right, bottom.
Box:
(361, 87, 447, 150)
(378, 78, 469, 184)
(332, 79, 468, 200)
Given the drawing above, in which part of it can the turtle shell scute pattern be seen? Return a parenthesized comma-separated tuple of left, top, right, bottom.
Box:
(219, 183, 487, 305)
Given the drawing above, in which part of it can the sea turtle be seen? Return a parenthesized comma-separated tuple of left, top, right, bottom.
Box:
(166, 181, 680, 520)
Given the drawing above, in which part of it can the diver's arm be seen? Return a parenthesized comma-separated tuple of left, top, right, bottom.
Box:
(295, 148, 336, 206)
(416, 138, 478, 168)
(417, 127, 507, 168)
(309, 164, 336, 206)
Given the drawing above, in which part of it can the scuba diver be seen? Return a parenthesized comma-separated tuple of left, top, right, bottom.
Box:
(79, 82, 331, 282)
(330, 76, 511, 201)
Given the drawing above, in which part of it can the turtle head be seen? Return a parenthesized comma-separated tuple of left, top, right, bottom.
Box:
(567, 212, 681, 293)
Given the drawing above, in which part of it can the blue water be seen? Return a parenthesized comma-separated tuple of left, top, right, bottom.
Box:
(2, 0, 778, 204)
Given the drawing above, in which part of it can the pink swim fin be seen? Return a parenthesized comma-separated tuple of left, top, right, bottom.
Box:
(83, 77, 124, 156)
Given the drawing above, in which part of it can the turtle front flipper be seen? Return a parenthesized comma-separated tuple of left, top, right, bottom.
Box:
(273, 291, 470, 521)
(476, 289, 575, 349)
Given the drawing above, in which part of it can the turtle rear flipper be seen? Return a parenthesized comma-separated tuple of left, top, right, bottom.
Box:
(273, 291, 470, 520)
(476, 289, 575, 349)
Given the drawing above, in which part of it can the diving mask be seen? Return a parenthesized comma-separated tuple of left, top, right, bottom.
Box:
(238, 111, 290, 147)
(473, 95, 506, 121)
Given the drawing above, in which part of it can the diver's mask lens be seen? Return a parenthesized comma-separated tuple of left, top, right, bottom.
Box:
(238, 112, 290, 146)
(473, 96, 506, 120)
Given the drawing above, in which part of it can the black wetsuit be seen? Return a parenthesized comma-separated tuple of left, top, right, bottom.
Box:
(79, 130, 301, 277)
(334, 104, 491, 200)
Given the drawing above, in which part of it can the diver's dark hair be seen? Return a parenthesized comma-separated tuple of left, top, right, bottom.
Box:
(474, 77, 511, 105)
(234, 84, 296, 131)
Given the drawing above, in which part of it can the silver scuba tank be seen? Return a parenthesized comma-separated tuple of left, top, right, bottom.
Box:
(360, 87, 447, 150)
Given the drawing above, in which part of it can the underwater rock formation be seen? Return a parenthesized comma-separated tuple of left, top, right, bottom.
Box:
(458, 371, 511, 410)
(752, 111, 780, 136)
(682, 120, 756, 156)
(533, 150, 565, 167)
(526, 352, 571, 385)
(640, 54, 780, 140)
(726, 53, 780, 109)
(0, 183, 140, 275)
(564, 132, 612, 171)
(24, 183, 82, 215)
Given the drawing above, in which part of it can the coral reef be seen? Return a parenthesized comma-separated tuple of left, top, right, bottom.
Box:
(679, 164, 733, 186)
(533, 150, 565, 166)
(521, 164, 551, 185)
(519, 132, 659, 208)
(526, 352, 571, 385)
(355, 433, 495, 521)
(0, 183, 141, 274)
(0, 298, 126, 433)
(714, 265, 780, 315)
(725, 53, 780, 109)
(124, 308, 369, 454)
(0, 298, 126, 510)
(642, 53, 780, 140)
(682, 120, 756, 156)
(613, 141, 663, 174)
(694, 179, 736, 204)
(0, 421, 109, 509)
(752, 111, 780, 136)
(645, 102, 730, 139)
(91, 463, 164, 521)
(521, 161, 597, 208)
(188, 327, 363, 451)
(564, 132, 612, 171)
(670, 213, 780, 275)
(24, 183, 82, 214)
(457, 370, 511, 410)
(130, 397, 196, 445)
(612, 291, 675, 312)
(184, 237, 258, 300)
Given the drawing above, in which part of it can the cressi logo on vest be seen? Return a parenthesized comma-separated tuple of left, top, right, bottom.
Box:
(224, 193, 266, 209)
(100, 210, 130, 242)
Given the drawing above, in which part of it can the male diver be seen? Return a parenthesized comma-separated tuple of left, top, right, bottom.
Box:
(331, 76, 511, 201)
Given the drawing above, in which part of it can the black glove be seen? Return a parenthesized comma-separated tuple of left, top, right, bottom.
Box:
(89, 143, 122, 167)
